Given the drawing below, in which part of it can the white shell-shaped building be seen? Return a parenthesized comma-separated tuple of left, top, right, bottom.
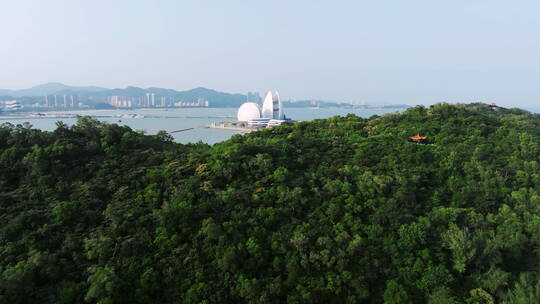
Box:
(237, 102, 261, 121)
(261, 91, 284, 120)
(236, 90, 287, 127)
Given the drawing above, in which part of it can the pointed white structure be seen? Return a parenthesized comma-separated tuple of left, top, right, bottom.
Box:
(275, 91, 284, 120)
(261, 91, 273, 119)
(261, 91, 284, 119)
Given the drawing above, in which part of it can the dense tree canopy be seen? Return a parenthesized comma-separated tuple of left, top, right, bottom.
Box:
(2, 103, 540, 303)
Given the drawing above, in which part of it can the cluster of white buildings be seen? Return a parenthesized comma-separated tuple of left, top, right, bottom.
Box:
(108, 94, 158, 108)
(108, 94, 209, 108)
(44, 95, 79, 108)
(174, 98, 209, 108)
(108, 95, 133, 108)
(2, 100, 23, 111)
(237, 91, 292, 127)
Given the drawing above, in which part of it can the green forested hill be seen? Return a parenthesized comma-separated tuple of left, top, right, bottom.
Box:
(2, 103, 540, 303)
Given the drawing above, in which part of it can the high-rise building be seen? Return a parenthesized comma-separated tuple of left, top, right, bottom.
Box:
(247, 92, 261, 103)
(108, 95, 135, 108)
(197, 98, 209, 107)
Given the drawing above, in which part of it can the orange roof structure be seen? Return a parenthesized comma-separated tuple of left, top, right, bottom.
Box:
(409, 134, 427, 141)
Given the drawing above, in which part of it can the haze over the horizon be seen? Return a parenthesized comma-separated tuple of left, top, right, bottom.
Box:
(1, 0, 539, 107)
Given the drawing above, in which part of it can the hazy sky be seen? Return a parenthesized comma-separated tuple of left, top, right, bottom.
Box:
(1, 0, 539, 106)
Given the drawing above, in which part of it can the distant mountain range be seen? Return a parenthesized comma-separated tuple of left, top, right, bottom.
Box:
(0, 83, 410, 109)
(0, 82, 107, 97)
(0, 83, 252, 108)
(97, 86, 248, 108)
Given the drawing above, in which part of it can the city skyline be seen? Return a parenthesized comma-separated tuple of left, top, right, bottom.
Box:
(1, 1, 539, 107)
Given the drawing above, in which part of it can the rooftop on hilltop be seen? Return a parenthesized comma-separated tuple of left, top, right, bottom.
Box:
(409, 134, 427, 142)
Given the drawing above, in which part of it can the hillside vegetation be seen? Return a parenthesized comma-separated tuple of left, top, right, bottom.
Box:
(2, 103, 540, 303)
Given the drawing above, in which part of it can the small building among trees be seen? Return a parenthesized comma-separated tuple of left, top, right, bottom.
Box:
(409, 134, 427, 143)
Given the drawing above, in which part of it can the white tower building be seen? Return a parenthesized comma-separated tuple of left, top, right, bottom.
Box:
(261, 91, 284, 119)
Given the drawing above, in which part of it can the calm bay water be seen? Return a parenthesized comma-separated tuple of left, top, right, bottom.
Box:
(0, 108, 402, 144)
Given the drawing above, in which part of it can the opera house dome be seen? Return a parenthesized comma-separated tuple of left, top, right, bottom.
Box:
(237, 102, 261, 121)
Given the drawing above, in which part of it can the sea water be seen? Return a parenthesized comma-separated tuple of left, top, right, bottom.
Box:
(0, 108, 403, 144)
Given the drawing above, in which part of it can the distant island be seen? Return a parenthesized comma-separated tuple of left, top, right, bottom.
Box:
(0, 83, 410, 112)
